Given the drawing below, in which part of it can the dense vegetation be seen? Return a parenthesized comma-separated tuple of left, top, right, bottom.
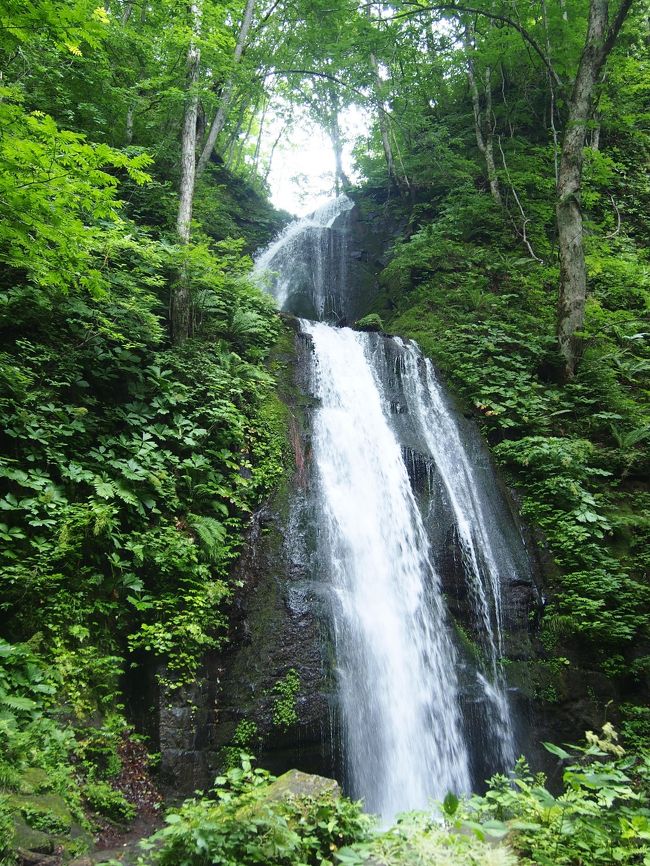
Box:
(136, 732, 650, 866)
(0, 1, 291, 858)
(0, 0, 648, 864)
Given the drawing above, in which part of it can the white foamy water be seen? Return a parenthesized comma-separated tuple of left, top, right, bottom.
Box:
(303, 321, 471, 821)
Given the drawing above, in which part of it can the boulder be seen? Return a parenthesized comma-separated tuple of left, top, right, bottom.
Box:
(259, 769, 340, 803)
(12, 815, 55, 855)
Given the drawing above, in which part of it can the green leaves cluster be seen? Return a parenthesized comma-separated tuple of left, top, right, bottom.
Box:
(143, 759, 371, 866)
(0, 87, 152, 304)
(272, 669, 301, 732)
(457, 727, 650, 866)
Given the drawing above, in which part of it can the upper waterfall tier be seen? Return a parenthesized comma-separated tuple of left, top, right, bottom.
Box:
(254, 195, 355, 323)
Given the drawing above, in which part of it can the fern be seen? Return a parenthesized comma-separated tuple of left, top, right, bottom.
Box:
(188, 514, 226, 564)
(0, 763, 21, 790)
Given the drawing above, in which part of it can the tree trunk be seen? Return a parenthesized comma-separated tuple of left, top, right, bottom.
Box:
(556, 0, 632, 377)
(121, 0, 135, 25)
(466, 36, 502, 206)
(331, 112, 349, 193)
(172, 0, 203, 345)
(125, 105, 134, 144)
(369, 49, 399, 187)
(196, 0, 256, 176)
(325, 89, 349, 193)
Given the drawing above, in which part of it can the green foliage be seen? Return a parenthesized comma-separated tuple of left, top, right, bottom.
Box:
(337, 811, 517, 866)
(0, 88, 152, 304)
(0, 641, 75, 790)
(142, 759, 372, 866)
(82, 779, 136, 826)
(0, 5, 292, 856)
(220, 720, 263, 770)
(621, 704, 650, 753)
(272, 670, 301, 731)
(0, 643, 136, 851)
(459, 727, 650, 866)
(0, 795, 14, 865)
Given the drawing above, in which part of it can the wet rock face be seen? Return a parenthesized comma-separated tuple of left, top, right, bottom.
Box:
(153, 326, 543, 797)
(207, 494, 336, 781)
(272, 198, 406, 328)
(152, 328, 337, 795)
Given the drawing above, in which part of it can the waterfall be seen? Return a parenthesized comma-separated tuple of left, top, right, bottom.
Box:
(255, 195, 354, 322)
(393, 340, 516, 770)
(254, 195, 528, 821)
(303, 321, 471, 820)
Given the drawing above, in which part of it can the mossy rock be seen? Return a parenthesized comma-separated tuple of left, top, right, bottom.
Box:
(18, 768, 52, 796)
(7, 792, 74, 834)
(258, 769, 340, 803)
(354, 313, 385, 332)
(12, 815, 55, 854)
(235, 770, 340, 824)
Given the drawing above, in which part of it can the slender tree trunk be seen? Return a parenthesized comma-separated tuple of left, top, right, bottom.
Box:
(466, 30, 502, 206)
(590, 117, 601, 149)
(196, 0, 255, 176)
(223, 98, 248, 170)
(172, 0, 203, 345)
(251, 98, 267, 173)
(331, 115, 349, 193)
(556, 0, 633, 377)
(369, 49, 399, 187)
(325, 89, 349, 193)
(121, 0, 135, 24)
(231, 103, 257, 171)
(125, 105, 134, 144)
(476, 65, 502, 205)
(263, 126, 283, 182)
(365, 4, 404, 189)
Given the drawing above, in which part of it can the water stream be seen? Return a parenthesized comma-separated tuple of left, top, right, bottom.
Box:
(303, 320, 471, 818)
(254, 195, 529, 821)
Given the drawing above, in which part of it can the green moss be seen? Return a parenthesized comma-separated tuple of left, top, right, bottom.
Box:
(272, 669, 301, 731)
(355, 313, 385, 332)
(451, 621, 485, 668)
(6, 792, 73, 835)
(16, 769, 50, 796)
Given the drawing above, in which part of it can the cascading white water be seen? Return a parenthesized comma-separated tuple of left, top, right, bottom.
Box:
(255, 195, 354, 319)
(303, 321, 471, 820)
(393, 340, 516, 769)
(254, 196, 528, 821)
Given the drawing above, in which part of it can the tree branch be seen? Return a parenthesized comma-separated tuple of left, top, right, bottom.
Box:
(390, 2, 564, 89)
(265, 68, 395, 118)
(604, 0, 635, 57)
(604, 194, 622, 238)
